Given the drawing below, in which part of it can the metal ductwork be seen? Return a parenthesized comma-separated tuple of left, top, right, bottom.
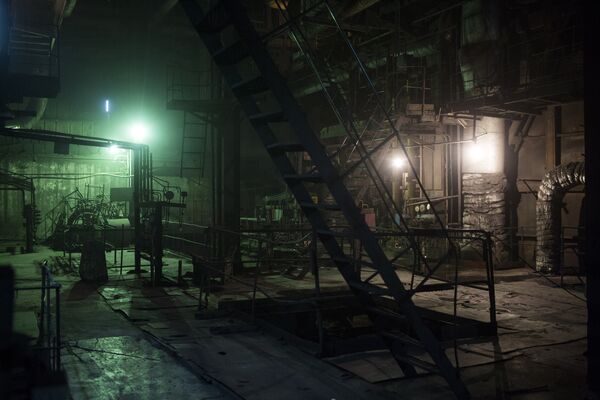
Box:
(536, 161, 585, 273)
(459, 0, 501, 94)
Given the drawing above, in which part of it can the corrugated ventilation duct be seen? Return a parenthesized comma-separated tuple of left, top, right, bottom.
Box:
(536, 161, 585, 273)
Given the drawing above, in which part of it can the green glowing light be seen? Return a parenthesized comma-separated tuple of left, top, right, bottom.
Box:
(108, 144, 121, 154)
(127, 120, 150, 143)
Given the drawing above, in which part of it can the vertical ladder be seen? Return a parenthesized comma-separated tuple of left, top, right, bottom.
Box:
(178, 1, 470, 398)
(180, 110, 209, 178)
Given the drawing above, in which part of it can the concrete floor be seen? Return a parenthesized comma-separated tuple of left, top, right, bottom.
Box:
(8, 248, 236, 400)
(4, 246, 588, 399)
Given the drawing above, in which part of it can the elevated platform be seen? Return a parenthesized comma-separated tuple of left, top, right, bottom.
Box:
(166, 99, 233, 114)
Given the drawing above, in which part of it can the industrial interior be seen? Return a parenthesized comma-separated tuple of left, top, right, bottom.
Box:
(1, 0, 597, 399)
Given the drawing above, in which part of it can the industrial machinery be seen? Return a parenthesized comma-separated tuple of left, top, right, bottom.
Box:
(46, 186, 129, 251)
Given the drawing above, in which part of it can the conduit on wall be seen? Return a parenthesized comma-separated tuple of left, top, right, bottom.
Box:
(536, 161, 585, 272)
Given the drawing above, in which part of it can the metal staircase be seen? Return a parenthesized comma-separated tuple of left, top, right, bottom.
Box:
(178, 1, 470, 397)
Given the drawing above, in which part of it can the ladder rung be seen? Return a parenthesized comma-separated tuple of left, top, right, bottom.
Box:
(283, 173, 323, 182)
(348, 281, 389, 296)
(299, 202, 341, 211)
(249, 110, 287, 125)
(213, 41, 248, 65)
(266, 143, 305, 153)
(231, 76, 269, 97)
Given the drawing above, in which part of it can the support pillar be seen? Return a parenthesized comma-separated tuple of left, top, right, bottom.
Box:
(132, 147, 141, 273)
(545, 106, 561, 170)
(223, 106, 241, 273)
(584, 5, 599, 394)
(504, 119, 519, 263)
(0, 0, 11, 125)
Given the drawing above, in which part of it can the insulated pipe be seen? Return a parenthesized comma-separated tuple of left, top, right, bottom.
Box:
(536, 161, 585, 273)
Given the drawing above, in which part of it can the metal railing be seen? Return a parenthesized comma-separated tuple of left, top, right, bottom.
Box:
(159, 221, 497, 331)
(9, 26, 60, 79)
(14, 260, 62, 371)
(166, 65, 216, 105)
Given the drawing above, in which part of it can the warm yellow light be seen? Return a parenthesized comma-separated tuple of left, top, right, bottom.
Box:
(466, 141, 484, 163)
(391, 156, 405, 170)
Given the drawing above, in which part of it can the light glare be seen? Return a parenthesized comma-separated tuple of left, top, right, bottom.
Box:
(108, 144, 120, 154)
(391, 156, 405, 170)
(127, 120, 150, 143)
(105, 99, 110, 113)
(466, 142, 484, 163)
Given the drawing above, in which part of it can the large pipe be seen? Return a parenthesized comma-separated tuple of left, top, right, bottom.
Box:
(536, 161, 585, 273)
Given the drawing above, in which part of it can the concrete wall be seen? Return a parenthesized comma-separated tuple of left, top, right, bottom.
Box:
(0, 142, 130, 242)
(0, 134, 213, 244)
(462, 116, 505, 174)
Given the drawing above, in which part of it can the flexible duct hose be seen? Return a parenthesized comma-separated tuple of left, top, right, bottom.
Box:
(536, 161, 585, 272)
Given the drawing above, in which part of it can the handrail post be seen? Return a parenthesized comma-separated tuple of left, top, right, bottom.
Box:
(55, 286, 61, 370)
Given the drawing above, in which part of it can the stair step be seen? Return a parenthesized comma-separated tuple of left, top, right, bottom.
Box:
(197, 3, 229, 32)
(394, 354, 439, 373)
(316, 229, 356, 239)
(266, 143, 305, 153)
(249, 110, 287, 125)
(282, 173, 323, 183)
(364, 306, 408, 322)
(213, 41, 249, 65)
(231, 76, 269, 97)
(331, 255, 354, 266)
(299, 202, 341, 211)
(348, 281, 389, 296)
(415, 283, 455, 293)
(381, 330, 424, 348)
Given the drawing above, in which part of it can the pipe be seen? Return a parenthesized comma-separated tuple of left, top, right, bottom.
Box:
(459, 0, 501, 94)
(535, 161, 585, 273)
(63, 0, 77, 17)
(339, 0, 382, 18)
